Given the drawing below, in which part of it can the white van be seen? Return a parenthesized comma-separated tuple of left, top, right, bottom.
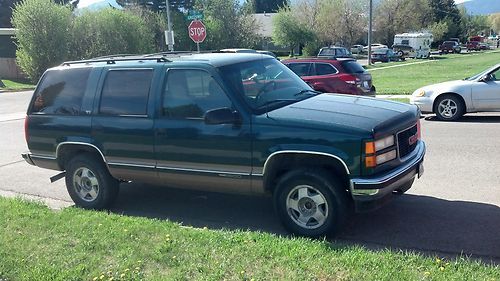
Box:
(393, 32, 433, 59)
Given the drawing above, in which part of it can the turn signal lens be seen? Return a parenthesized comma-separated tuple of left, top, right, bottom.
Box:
(415, 89, 426, 97)
(365, 142, 375, 154)
(365, 156, 376, 168)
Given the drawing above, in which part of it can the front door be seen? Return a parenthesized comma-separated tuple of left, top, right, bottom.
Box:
(473, 67, 500, 110)
(154, 68, 253, 194)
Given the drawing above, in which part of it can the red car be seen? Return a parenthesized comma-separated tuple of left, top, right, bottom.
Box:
(282, 58, 375, 96)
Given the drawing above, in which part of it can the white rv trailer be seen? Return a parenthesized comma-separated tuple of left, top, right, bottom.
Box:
(393, 32, 433, 58)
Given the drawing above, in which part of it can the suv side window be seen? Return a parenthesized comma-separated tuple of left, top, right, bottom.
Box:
(163, 69, 232, 119)
(286, 63, 311, 76)
(314, 63, 338, 76)
(30, 68, 91, 115)
(99, 69, 153, 116)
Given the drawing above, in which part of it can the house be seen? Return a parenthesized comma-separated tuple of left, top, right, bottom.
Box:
(0, 28, 24, 80)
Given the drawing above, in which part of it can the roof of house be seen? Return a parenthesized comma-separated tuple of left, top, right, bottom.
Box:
(252, 13, 277, 38)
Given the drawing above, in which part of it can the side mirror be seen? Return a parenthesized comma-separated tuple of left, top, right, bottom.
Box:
(480, 74, 491, 82)
(204, 107, 239, 125)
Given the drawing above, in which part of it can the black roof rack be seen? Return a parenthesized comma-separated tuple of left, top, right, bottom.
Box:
(61, 55, 171, 66)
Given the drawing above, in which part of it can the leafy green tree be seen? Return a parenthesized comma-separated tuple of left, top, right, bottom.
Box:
(272, 7, 315, 55)
(12, 0, 72, 82)
(428, 0, 462, 39)
(70, 8, 154, 59)
(490, 13, 500, 34)
(428, 21, 448, 42)
(195, 0, 260, 50)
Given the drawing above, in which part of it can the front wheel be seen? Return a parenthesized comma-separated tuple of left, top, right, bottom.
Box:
(65, 154, 119, 209)
(274, 169, 349, 237)
(434, 94, 465, 121)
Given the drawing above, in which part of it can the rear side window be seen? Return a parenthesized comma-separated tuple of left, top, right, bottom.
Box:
(99, 69, 153, 115)
(314, 63, 338, 75)
(341, 61, 366, 74)
(286, 63, 311, 76)
(30, 68, 91, 115)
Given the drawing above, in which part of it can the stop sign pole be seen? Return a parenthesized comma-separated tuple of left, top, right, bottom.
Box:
(188, 20, 207, 53)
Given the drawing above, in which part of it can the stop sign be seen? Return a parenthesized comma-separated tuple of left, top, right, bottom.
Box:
(188, 20, 206, 43)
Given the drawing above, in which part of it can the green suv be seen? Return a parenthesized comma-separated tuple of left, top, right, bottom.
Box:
(22, 53, 425, 237)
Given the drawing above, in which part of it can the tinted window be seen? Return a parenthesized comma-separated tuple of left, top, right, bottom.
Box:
(31, 68, 91, 115)
(401, 39, 409, 45)
(286, 63, 311, 76)
(99, 69, 153, 115)
(314, 63, 337, 75)
(163, 69, 232, 119)
(341, 60, 366, 74)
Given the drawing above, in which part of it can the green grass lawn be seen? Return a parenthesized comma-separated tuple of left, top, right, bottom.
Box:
(0, 79, 35, 91)
(369, 51, 500, 95)
(0, 198, 498, 281)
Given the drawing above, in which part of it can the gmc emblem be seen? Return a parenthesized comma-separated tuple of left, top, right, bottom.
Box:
(408, 133, 418, 146)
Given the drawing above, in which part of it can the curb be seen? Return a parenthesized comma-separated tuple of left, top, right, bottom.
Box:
(0, 189, 73, 210)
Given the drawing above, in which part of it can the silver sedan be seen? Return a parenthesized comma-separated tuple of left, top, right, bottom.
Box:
(410, 64, 500, 121)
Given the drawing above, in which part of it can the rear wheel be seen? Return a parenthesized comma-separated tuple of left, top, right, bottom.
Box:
(65, 154, 119, 209)
(274, 169, 349, 237)
(434, 94, 465, 121)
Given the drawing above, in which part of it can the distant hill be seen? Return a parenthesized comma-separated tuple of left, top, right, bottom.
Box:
(458, 0, 500, 15)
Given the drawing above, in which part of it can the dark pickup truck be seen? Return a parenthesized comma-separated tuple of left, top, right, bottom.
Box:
(22, 53, 425, 237)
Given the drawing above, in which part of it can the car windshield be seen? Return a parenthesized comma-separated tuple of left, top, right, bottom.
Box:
(341, 60, 366, 74)
(465, 67, 492, 81)
(218, 58, 316, 113)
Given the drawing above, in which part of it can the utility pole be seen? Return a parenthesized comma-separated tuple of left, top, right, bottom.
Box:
(165, 0, 174, 51)
(367, 0, 373, 65)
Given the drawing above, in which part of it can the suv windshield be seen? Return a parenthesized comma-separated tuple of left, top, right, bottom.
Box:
(218, 58, 316, 113)
(341, 60, 366, 74)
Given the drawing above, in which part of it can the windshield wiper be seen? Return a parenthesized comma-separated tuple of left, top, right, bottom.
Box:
(294, 89, 322, 96)
(256, 99, 296, 110)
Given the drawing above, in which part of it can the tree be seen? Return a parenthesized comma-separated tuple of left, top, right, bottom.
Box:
(244, 0, 287, 13)
(428, 21, 448, 43)
(195, 0, 260, 50)
(490, 13, 500, 34)
(428, 0, 463, 39)
(374, 0, 432, 45)
(272, 7, 315, 55)
(70, 8, 155, 60)
(12, 0, 72, 82)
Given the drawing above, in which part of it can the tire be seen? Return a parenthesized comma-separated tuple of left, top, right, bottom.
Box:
(394, 178, 414, 195)
(273, 169, 350, 237)
(65, 154, 119, 209)
(434, 94, 465, 121)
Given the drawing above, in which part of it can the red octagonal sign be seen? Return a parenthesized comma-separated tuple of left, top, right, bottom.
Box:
(188, 20, 206, 43)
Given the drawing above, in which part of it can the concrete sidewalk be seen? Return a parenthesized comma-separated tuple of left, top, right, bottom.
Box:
(376, 95, 411, 99)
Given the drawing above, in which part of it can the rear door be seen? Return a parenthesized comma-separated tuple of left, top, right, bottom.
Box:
(307, 63, 342, 93)
(91, 67, 159, 183)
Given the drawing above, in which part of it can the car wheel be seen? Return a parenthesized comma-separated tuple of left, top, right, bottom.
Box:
(65, 154, 119, 209)
(274, 169, 349, 237)
(434, 94, 465, 121)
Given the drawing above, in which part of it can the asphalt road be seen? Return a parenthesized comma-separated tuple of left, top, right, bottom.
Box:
(1, 91, 499, 263)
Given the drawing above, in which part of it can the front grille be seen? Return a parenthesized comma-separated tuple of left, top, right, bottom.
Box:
(397, 124, 418, 158)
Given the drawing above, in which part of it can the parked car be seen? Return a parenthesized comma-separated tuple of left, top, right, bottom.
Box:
(466, 41, 481, 51)
(392, 44, 415, 59)
(439, 41, 461, 54)
(22, 53, 425, 237)
(350, 44, 364, 54)
(362, 44, 388, 52)
(479, 43, 490, 50)
(317, 46, 353, 58)
(411, 63, 500, 121)
(282, 57, 375, 96)
(371, 48, 400, 63)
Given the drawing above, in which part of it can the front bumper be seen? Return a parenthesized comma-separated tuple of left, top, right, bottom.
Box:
(350, 141, 426, 212)
(409, 96, 433, 113)
(22, 152, 35, 166)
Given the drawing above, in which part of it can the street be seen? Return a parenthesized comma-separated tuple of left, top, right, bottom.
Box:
(1, 90, 499, 262)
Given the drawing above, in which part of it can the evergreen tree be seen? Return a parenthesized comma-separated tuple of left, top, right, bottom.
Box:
(246, 0, 288, 13)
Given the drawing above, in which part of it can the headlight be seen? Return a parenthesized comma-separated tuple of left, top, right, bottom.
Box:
(374, 135, 395, 151)
(376, 149, 397, 165)
(414, 89, 426, 97)
(364, 135, 397, 168)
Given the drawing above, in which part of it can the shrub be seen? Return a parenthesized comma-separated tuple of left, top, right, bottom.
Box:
(70, 8, 155, 60)
(11, 0, 72, 82)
